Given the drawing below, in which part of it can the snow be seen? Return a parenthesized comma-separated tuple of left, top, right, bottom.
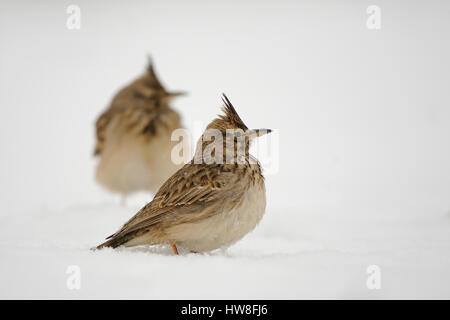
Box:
(1, 202, 449, 299)
(1, 1, 450, 299)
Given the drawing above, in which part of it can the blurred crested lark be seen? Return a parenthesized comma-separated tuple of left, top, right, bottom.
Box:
(97, 94, 272, 254)
(94, 58, 186, 197)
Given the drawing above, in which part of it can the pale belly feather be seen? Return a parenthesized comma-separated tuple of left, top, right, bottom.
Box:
(170, 181, 266, 252)
(95, 133, 182, 195)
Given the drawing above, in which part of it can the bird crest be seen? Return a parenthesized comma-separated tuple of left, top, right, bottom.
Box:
(217, 94, 248, 131)
(146, 56, 165, 90)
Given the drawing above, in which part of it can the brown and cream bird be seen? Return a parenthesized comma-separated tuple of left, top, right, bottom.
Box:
(96, 94, 271, 254)
(94, 58, 186, 199)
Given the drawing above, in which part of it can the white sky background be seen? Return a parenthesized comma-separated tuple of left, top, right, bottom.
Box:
(1, 0, 450, 219)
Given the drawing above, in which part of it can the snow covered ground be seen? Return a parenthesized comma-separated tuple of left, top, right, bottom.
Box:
(1, 201, 449, 299)
(1, 1, 450, 299)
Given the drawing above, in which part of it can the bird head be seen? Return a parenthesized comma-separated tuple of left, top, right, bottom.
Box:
(194, 94, 272, 165)
(133, 57, 187, 104)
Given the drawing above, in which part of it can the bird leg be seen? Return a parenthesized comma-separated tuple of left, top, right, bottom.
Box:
(170, 241, 179, 255)
(120, 194, 127, 207)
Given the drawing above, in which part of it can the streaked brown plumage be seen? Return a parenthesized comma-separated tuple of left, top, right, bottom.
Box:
(94, 59, 186, 196)
(96, 94, 272, 254)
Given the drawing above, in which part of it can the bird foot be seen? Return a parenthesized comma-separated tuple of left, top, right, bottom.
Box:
(170, 241, 179, 255)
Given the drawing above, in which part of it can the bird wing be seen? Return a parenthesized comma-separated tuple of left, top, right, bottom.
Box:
(93, 108, 114, 155)
(105, 163, 239, 240)
(94, 93, 160, 155)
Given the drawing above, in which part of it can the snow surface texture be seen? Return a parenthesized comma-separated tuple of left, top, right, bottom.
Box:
(1, 203, 450, 299)
(1, 1, 450, 299)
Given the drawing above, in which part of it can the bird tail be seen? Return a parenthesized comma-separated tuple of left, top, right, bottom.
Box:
(95, 235, 127, 250)
(94, 229, 144, 250)
(95, 239, 115, 250)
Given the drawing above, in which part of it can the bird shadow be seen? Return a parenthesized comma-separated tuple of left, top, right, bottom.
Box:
(107, 244, 231, 257)
(117, 245, 174, 256)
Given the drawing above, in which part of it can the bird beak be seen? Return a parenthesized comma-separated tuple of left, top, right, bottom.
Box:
(245, 128, 272, 139)
(166, 91, 187, 98)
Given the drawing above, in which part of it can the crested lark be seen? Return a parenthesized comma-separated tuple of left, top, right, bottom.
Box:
(94, 59, 186, 198)
(96, 94, 272, 254)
